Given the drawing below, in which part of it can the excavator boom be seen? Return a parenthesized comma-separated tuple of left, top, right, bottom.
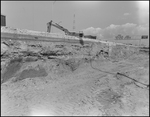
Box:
(47, 20, 69, 34)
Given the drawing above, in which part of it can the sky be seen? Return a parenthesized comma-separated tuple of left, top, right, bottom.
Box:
(1, 1, 149, 45)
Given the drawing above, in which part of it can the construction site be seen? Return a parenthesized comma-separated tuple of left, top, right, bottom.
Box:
(1, 1, 149, 116)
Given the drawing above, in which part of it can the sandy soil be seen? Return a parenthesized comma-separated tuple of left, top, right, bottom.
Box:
(1, 32, 149, 116)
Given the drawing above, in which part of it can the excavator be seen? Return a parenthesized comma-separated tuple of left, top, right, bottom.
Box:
(47, 20, 96, 39)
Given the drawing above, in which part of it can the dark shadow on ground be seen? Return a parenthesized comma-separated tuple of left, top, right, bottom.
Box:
(14, 67, 48, 82)
(1, 58, 23, 84)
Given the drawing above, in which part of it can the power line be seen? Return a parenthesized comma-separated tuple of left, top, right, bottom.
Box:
(51, 1, 56, 33)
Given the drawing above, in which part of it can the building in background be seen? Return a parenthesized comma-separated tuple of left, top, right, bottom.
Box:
(1, 15, 6, 26)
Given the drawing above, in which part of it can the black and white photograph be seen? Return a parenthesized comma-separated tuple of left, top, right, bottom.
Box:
(1, 1, 149, 116)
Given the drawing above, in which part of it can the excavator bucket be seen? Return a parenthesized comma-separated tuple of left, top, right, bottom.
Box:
(47, 21, 53, 33)
(47, 22, 51, 33)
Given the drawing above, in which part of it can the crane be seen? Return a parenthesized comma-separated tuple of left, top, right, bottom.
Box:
(47, 20, 96, 39)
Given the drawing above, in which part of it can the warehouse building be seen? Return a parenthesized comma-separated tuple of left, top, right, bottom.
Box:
(1, 14, 6, 26)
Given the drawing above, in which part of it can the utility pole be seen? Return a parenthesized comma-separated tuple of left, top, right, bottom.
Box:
(73, 14, 75, 31)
